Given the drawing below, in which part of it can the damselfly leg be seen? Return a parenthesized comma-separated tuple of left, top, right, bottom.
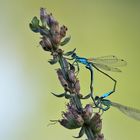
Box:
(72, 61, 80, 76)
(85, 65, 96, 106)
(93, 64, 117, 98)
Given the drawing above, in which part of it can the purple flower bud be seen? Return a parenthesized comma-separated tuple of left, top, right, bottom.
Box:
(47, 13, 56, 27)
(52, 33, 61, 45)
(59, 103, 84, 129)
(85, 104, 93, 115)
(56, 69, 68, 89)
(68, 70, 76, 83)
(60, 25, 68, 38)
(40, 8, 56, 28)
(90, 113, 102, 134)
(83, 104, 93, 121)
(39, 36, 52, 51)
(50, 21, 60, 35)
(39, 40, 49, 51)
(75, 115, 84, 126)
(40, 8, 47, 19)
(59, 115, 84, 129)
(40, 8, 48, 27)
(40, 7, 47, 17)
(75, 79, 81, 94)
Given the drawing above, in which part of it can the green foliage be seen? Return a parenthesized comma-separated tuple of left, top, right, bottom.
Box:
(60, 36, 71, 46)
(29, 16, 40, 33)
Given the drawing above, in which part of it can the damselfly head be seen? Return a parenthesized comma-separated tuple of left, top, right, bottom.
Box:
(95, 96, 99, 100)
(64, 48, 76, 56)
(71, 52, 76, 58)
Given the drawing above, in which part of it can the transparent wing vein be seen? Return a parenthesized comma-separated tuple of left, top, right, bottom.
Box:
(111, 102, 140, 121)
(92, 63, 122, 72)
(89, 55, 127, 67)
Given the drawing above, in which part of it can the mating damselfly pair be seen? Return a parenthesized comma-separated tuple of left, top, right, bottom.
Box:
(64, 48, 126, 100)
(64, 48, 140, 121)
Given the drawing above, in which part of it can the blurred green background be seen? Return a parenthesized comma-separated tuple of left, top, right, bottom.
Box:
(0, 0, 140, 140)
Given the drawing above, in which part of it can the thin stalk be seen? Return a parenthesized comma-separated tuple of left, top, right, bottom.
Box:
(85, 126, 95, 140)
(58, 55, 83, 110)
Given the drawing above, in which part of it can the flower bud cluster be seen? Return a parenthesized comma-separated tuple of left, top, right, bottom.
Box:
(59, 103, 84, 129)
(90, 113, 104, 139)
(59, 103, 104, 139)
(56, 67, 81, 97)
(30, 8, 69, 54)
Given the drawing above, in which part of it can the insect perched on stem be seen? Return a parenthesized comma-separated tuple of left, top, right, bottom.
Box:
(64, 48, 127, 105)
(94, 93, 140, 121)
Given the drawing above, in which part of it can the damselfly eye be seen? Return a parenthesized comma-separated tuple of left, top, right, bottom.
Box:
(95, 96, 99, 100)
(72, 53, 76, 58)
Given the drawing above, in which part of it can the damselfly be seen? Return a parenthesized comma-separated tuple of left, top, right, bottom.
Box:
(95, 94, 140, 121)
(64, 49, 127, 103)
(64, 48, 127, 72)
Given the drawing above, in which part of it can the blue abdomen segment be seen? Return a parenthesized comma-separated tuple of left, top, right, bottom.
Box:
(76, 58, 88, 65)
(101, 91, 112, 98)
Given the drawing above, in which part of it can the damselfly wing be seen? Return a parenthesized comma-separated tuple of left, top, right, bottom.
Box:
(88, 55, 127, 72)
(111, 102, 140, 121)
